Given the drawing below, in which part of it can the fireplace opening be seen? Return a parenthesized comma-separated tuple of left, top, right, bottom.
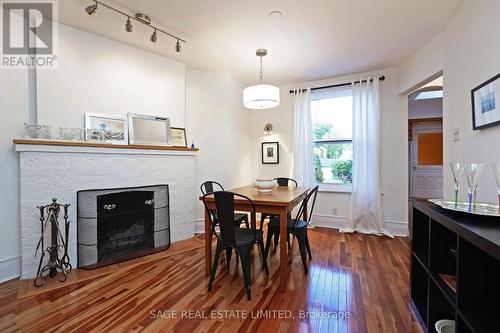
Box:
(77, 185, 170, 269)
(97, 190, 155, 261)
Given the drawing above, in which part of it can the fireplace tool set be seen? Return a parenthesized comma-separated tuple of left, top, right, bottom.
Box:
(34, 198, 71, 287)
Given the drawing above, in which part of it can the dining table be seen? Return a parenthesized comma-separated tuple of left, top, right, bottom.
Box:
(200, 184, 310, 292)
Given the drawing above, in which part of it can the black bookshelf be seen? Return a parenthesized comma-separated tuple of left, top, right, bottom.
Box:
(411, 200, 500, 333)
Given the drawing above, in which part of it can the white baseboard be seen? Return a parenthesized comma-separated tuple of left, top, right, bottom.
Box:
(195, 218, 205, 234)
(0, 256, 20, 283)
(195, 215, 409, 237)
(312, 214, 408, 237)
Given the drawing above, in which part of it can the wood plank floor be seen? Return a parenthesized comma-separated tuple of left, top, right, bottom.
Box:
(0, 228, 423, 333)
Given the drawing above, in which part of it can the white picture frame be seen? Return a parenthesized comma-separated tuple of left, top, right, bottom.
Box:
(128, 113, 172, 146)
(84, 113, 128, 144)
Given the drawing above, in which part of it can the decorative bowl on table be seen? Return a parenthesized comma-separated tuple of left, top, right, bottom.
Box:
(254, 179, 276, 193)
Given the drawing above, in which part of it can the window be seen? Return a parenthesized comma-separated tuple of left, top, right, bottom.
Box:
(311, 86, 353, 186)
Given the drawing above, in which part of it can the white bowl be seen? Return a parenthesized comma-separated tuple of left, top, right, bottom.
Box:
(255, 179, 276, 192)
(435, 319, 455, 333)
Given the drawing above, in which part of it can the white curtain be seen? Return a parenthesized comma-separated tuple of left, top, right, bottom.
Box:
(341, 77, 393, 237)
(292, 89, 314, 187)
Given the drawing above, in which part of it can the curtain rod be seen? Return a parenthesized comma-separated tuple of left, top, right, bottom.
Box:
(288, 75, 385, 94)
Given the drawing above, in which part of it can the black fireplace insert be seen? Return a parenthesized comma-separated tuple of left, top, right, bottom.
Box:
(77, 185, 170, 269)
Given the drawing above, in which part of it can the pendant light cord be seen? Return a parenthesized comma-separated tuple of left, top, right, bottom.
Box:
(259, 55, 263, 84)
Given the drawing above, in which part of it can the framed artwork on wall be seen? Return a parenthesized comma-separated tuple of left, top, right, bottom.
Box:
(170, 127, 187, 147)
(262, 141, 279, 164)
(472, 73, 500, 130)
(84, 113, 128, 144)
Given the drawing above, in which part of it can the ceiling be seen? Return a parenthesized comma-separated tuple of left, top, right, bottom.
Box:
(60, 0, 462, 85)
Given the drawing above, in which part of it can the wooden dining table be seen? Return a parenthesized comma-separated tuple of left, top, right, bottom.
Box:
(200, 185, 310, 292)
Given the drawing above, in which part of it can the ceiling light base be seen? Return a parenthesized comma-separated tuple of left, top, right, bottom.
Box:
(256, 49, 268, 57)
(135, 13, 151, 25)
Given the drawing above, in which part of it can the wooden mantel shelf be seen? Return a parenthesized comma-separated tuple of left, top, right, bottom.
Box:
(13, 139, 199, 152)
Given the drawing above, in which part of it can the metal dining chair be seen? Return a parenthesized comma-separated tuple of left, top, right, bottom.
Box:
(260, 177, 298, 248)
(202, 191, 268, 300)
(200, 181, 250, 229)
(264, 185, 319, 273)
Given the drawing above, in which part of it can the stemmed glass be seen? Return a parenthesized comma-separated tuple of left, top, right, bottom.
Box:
(464, 163, 485, 212)
(491, 163, 500, 213)
(450, 163, 464, 208)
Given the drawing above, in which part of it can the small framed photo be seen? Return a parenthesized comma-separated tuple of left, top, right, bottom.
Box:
(472, 73, 500, 130)
(262, 141, 279, 164)
(170, 127, 187, 147)
(85, 113, 128, 144)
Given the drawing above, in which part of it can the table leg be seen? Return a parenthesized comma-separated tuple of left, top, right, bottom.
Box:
(279, 207, 288, 292)
(204, 208, 212, 276)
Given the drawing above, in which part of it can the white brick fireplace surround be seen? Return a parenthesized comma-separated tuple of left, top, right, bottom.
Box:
(16, 142, 197, 279)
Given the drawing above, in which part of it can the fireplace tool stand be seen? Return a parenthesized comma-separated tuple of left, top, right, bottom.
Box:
(34, 198, 71, 287)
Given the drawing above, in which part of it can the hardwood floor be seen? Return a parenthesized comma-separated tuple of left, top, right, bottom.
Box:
(0, 228, 423, 333)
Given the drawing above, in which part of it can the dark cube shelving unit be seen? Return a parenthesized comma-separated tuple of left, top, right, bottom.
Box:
(410, 200, 500, 333)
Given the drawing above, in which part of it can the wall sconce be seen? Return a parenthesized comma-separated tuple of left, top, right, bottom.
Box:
(263, 123, 274, 135)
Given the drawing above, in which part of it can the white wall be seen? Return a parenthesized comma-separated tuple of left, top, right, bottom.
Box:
(399, 0, 500, 203)
(186, 70, 253, 231)
(0, 70, 27, 281)
(250, 68, 409, 236)
(0, 22, 251, 280)
(398, 32, 445, 95)
(37, 24, 186, 128)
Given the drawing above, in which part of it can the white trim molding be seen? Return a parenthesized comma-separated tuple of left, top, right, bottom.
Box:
(0, 257, 20, 283)
(195, 218, 205, 234)
(312, 214, 408, 237)
(195, 214, 409, 237)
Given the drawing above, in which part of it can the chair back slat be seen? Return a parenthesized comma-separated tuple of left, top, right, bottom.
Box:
(293, 185, 320, 226)
(214, 192, 237, 243)
(202, 191, 256, 244)
(201, 193, 220, 237)
(200, 181, 224, 195)
(275, 177, 298, 187)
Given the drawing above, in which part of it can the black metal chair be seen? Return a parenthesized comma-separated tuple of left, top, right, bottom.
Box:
(264, 185, 319, 274)
(200, 181, 249, 229)
(202, 191, 268, 300)
(260, 177, 298, 248)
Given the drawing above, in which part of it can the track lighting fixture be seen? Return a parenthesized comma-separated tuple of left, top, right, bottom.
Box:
(125, 17, 133, 32)
(85, 2, 98, 15)
(150, 29, 158, 43)
(84, 1, 186, 52)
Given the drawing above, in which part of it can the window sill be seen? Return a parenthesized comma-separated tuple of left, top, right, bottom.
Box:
(318, 184, 352, 193)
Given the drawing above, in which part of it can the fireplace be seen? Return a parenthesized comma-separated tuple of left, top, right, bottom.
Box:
(77, 185, 170, 269)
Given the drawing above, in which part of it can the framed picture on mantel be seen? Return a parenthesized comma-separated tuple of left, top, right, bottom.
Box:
(472, 73, 500, 130)
(170, 127, 187, 147)
(262, 141, 279, 164)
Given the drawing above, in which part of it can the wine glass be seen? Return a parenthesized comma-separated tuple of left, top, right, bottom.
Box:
(450, 163, 464, 208)
(464, 163, 485, 212)
(491, 163, 500, 213)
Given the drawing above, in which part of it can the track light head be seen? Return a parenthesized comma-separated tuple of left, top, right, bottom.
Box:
(150, 29, 158, 43)
(175, 39, 181, 53)
(125, 17, 133, 32)
(85, 2, 98, 15)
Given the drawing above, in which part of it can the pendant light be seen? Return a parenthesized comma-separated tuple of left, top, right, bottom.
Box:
(243, 49, 280, 109)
